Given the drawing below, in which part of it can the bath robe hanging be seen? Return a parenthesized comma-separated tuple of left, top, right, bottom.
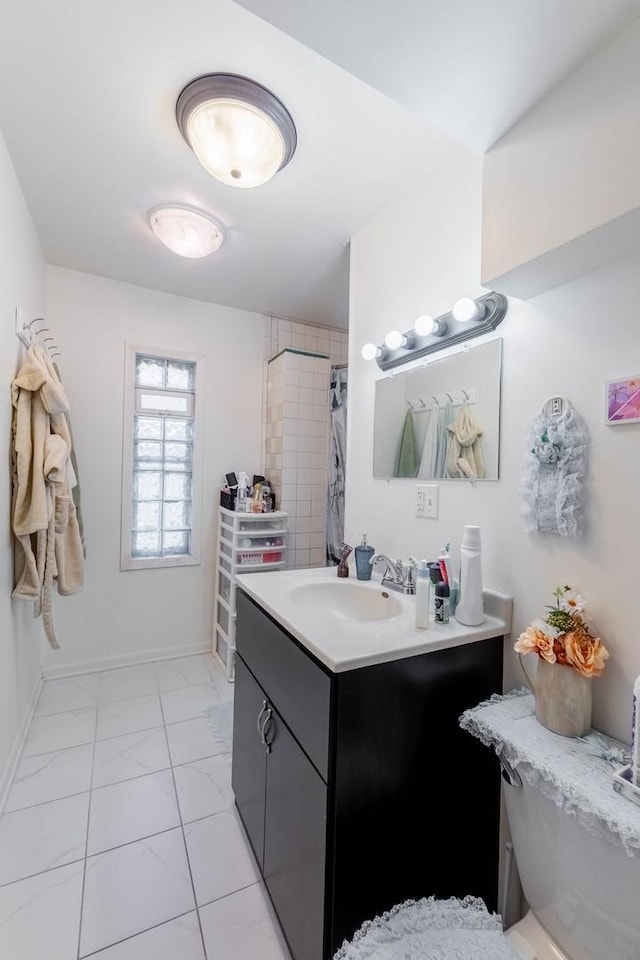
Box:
(445, 403, 486, 479)
(11, 344, 85, 648)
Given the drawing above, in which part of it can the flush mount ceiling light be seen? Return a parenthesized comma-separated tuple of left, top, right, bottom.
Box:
(363, 292, 508, 371)
(148, 205, 225, 259)
(176, 73, 297, 189)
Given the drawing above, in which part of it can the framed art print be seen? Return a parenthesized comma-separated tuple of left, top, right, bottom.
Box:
(605, 376, 640, 425)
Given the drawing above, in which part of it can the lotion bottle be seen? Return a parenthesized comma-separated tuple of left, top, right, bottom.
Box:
(415, 560, 430, 629)
(454, 525, 485, 626)
(632, 675, 640, 787)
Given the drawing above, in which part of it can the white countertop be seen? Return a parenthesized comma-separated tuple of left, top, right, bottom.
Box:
(235, 565, 513, 673)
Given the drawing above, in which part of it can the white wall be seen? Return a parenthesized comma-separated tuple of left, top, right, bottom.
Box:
(0, 131, 47, 794)
(482, 20, 640, 297)
(43, 267, 265, 676)
(347, 142, 640, 745)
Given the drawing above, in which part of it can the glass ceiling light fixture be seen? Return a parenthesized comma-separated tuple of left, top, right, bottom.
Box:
(148, 205, 225, 258)
(363, 292, 508, 371)
(176, 73, 297, 189)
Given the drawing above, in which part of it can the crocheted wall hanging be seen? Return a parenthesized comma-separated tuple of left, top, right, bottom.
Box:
(521, 396, 589, 539)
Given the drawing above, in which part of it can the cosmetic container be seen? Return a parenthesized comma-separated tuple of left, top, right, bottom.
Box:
(337, 544, 353, 578)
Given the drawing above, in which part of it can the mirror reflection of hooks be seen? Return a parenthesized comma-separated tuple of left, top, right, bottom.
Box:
(446, 392, 453, 403)
(432, 395, 439, 405)
(462, 389, 469, 401)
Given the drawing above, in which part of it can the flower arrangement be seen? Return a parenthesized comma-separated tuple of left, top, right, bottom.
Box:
(515, 585, 609, 679)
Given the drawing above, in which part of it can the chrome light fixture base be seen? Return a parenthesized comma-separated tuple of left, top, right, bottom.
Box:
(375, 292, 507, 371)
(176, 73, 297, 188)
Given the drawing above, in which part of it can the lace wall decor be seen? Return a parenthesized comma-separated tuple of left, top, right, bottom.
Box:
(520, 396, 589, 538)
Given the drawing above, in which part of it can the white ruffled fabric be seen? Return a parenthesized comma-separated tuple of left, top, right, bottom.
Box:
(520, 399, 589, 538)
(333, 896, 519, 960)
(459, 690, 640, 857)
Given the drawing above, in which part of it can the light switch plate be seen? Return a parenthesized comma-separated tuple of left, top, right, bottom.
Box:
(415, 484, 438, 519)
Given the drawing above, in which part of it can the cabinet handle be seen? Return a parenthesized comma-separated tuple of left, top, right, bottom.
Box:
(260, 706, 273, 754)
(256, 699, 268, 739)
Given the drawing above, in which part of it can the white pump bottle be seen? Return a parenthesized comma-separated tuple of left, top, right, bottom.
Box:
(454, 526, 484, 626)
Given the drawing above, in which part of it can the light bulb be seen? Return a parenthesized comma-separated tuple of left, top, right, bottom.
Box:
(452, 298, 486, 323)
(414, 315, 434, 336)
(432, 318, 448, 337)
(361, 343, 381, 360)
(385, 330, 407, 350)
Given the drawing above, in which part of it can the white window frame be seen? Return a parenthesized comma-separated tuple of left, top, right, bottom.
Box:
(120, 343, 205, 571)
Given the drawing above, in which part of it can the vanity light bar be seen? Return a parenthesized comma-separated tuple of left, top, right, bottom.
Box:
(365, 292, 508, 371)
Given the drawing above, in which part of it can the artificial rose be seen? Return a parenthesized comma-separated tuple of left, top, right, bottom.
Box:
(564, 631, 610, 678)
(533, 439, 561, 464)
(514, 625, 557, 663)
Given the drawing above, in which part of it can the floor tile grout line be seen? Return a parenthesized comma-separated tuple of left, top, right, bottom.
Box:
(157, 678, 211, 960)
(75, 680, 101, 960)
(0, 852, 87, 891)
(3, 785, 93, 816)
(9, 743, 231, 813)
(78, 907, 197, 960)
(85, 816, 183, 860)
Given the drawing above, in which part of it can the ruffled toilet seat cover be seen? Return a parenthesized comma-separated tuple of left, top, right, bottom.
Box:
(333, 895, 520, 960)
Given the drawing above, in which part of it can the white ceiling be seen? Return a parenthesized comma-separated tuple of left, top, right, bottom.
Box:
(0, 1, 638, 329)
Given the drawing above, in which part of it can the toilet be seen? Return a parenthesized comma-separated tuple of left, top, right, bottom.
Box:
(500, 764, 640, 960)
(335, 736, 640, 960)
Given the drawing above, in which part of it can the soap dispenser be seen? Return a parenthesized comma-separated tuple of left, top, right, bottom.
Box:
(354, 534, 375, 580)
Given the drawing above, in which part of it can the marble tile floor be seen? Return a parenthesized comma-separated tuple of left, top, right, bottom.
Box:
(0, 653, 292, 960)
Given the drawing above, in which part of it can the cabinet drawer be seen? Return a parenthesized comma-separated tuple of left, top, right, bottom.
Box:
(237, 590, 332, 781)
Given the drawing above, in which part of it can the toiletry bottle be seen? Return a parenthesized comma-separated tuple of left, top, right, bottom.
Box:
(428, 563, 443, 621)
(438, 542, 453, 587)
(337, 544, 353, 578)
(354, 534, 375, 580)
(632, 675, 640, 787)
(415, 560, 430, 629)
(434, 580, 450, 624)
(455, 525, 484, 626)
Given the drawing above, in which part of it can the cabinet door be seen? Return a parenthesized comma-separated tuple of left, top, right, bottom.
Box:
(263, 708, 328, 960)
(231, 655, 268, 868)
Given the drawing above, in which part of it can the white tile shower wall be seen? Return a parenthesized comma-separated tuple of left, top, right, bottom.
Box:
(265, 351, 330, 569)
(265, 315, 348, 367)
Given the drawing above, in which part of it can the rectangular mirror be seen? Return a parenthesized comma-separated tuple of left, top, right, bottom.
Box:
(373, 338, 502, 480)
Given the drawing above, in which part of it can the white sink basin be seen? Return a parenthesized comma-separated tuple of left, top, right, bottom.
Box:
(289, 580, 404, 622)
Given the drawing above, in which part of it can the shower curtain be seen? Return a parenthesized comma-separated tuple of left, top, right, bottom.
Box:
(327, 367, 347, 565)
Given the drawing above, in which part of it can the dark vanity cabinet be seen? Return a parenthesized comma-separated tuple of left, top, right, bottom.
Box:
(232, 588, 503, 960)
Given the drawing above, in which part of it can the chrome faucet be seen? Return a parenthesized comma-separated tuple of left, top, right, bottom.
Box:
(369, 553, 417, 595)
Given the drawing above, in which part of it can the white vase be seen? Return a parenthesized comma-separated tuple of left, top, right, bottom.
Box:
(534, 657, 592, 738)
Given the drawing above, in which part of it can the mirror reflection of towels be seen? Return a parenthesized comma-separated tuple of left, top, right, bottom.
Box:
(445, 404, 486, 478)
(395, 409, 418, 477)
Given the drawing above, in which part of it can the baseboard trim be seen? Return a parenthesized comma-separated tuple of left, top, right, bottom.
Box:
(41, 642, 213, 680)
(0, 672, 44, 815)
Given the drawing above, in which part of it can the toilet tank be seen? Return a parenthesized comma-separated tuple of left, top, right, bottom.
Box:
(504, 774, 640, 960)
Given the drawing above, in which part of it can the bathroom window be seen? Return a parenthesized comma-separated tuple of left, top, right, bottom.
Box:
(121, 345, 205, 570)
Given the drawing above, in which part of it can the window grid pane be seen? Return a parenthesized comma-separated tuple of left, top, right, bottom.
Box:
(131, 355, 196, 560)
